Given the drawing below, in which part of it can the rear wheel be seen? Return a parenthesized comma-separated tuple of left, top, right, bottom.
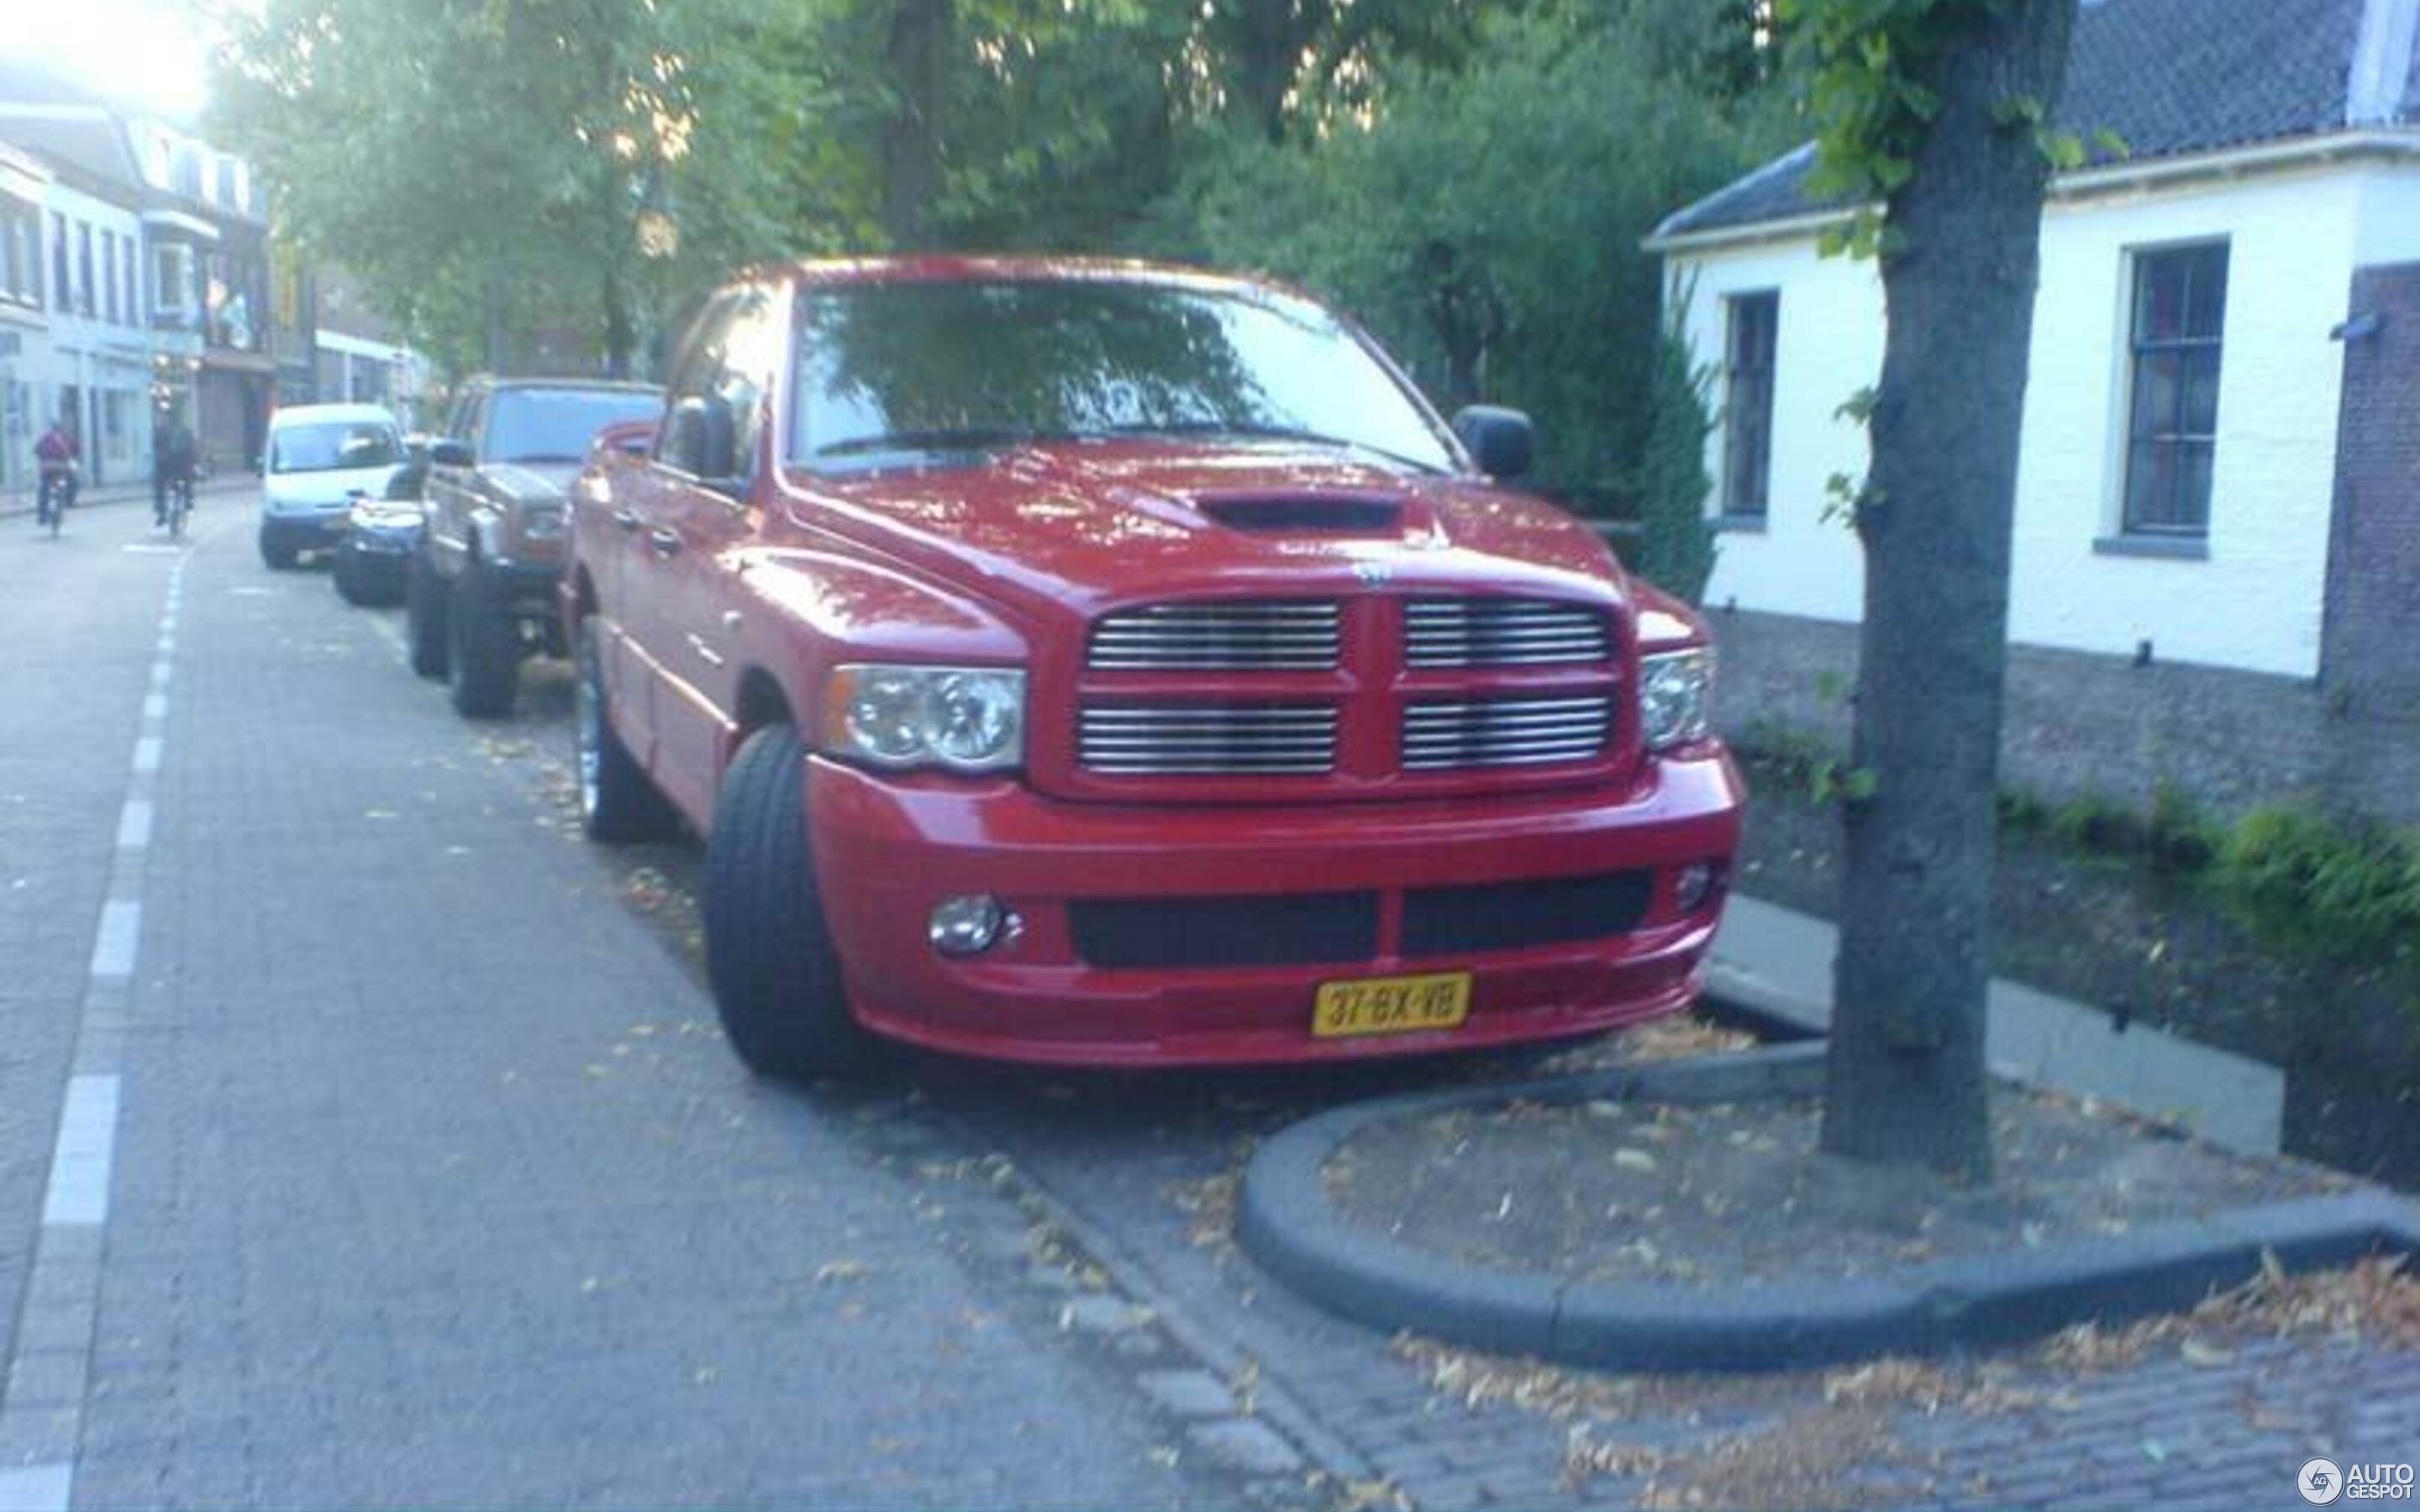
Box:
(446, 555, 519, 718)
(575, 618, 677, 843)
(704, 725, 884, 1080)
(405, 546, 450, 678)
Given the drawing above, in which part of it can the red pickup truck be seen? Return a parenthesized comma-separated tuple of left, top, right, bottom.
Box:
(566, 257, 1743, 1077)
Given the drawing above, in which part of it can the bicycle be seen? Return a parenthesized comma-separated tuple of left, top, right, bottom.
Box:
(162, 474, 195, 540)
(34, 470, 74, 538)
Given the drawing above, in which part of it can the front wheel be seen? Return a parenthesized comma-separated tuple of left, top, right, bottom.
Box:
(446, 555, 519, 718)
(405, 547, 449, 679)
(703, 725, 885, 1080)
(333, 547, 368, 606)
(574, 618, 677, 843)
(258, 528, 296, 570)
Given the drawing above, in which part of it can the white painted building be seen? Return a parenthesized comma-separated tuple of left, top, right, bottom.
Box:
(0, 142, 50, 497)
(1652, 0, 2420, 696)
(38, 171, 154, 491)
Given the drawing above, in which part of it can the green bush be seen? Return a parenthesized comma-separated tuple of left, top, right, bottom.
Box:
(2215, 805, 2420, 964)
(1633, 321, 1718, 602)
(2145, 780, 2223, 874)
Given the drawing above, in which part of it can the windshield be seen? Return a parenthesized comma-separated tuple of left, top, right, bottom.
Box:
(788, 280, 1456, 473)
(269, 421, 401, 475)
(483, 387, 663, 464)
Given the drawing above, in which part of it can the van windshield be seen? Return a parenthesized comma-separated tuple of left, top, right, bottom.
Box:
(271, 422, 402, 475)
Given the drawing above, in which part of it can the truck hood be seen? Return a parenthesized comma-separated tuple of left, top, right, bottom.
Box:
(486, 461, 581, 504)
(781, 442, 1634, 626)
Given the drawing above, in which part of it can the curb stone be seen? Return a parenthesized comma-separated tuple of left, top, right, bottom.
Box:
(1237, 1044, 2420, 1372)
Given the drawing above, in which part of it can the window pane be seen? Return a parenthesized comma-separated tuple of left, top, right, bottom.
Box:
(2135, 256, 2187, 342)
(2131, 351, 2181, 440)
(2183, 349, 2221, 437)
(2126, 440, 2181, 530)
(2185, 246, 2229, 340)
(2177, 441, 2213, 530)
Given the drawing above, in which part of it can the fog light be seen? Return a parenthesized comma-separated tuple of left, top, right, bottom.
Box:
(1675, 862, 1723, 913)
(929, 895, 1006, 957)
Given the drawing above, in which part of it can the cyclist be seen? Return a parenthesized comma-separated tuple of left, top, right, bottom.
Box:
(34, 417, 78, 528)
(153, 413, 198, 528)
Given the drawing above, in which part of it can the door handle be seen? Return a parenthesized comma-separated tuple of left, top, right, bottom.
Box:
(648, 528, 681, 556)
(613, 508, 643, 532)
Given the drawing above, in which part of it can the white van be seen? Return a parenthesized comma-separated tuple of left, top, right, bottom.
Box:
(258, 402, 405, 569)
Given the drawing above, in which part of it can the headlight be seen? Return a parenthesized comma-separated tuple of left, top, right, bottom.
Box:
(823, 664, 1026, 774)
(1639, 648, 1714, 752)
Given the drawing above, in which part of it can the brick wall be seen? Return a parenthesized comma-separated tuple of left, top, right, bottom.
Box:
(1712, 606, 2420, 827)
(2321, 260, 2420, 718)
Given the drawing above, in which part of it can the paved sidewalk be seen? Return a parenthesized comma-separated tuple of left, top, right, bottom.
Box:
(1709, 893, 2286, 1153)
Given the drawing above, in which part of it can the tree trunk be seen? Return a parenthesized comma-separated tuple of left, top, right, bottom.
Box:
(1820, 0, 2076, 1179)
(881, 0, 953, 248)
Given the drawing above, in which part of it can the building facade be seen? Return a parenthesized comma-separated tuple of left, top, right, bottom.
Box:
(1651, 0, 2420, 820)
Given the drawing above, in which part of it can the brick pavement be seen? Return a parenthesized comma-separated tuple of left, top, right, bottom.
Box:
(3, 508, 1307, 1509)
(8, 500, 2411, 1511)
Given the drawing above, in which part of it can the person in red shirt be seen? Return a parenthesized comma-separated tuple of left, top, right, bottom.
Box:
(33, 417, 79, 526)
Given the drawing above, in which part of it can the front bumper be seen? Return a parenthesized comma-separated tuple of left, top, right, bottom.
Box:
(260, 512, 352, 551)
(807, 752, 1746, 1067)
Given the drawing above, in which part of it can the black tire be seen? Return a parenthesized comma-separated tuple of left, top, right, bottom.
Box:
(704, 725, 884, 1080)
(259, 530, 297, 570)
(574, 618, 677, 843)
(446, 555, 520, 718)
(333, 548, 369, 606)
(405, 546, 450, 679)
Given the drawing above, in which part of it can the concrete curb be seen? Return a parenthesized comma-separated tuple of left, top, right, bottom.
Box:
(1237, 1044, 2420, 1372)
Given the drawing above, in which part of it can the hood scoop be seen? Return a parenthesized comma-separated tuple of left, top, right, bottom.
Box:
(1195, 493, 1404, 535)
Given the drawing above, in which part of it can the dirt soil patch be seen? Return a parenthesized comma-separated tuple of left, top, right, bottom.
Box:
(1325, 1083, 2345, 1286)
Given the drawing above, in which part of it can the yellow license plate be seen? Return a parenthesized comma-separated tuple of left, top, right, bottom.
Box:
(1312, 971, 1472, 1039)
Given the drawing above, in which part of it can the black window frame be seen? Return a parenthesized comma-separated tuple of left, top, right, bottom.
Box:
(1721, 290, 1779, 520)
(2120, 240, 2228, 538)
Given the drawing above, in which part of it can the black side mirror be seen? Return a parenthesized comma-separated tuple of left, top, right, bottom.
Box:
(671, 393, 738, 484)
(1452, 405, 1534, 480)
(429, 438, 474, 469)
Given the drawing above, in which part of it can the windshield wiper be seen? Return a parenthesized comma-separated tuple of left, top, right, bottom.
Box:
(1102, 422, 1445, 475)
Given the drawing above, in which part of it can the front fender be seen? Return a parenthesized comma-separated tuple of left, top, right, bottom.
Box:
(726, 548, 1033, 744)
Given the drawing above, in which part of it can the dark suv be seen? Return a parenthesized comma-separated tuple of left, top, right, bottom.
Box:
(407, 378, 663, 716)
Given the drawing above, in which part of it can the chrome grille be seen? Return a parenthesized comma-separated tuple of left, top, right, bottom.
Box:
(1089, 601, 1341, 671)
(1079, 703, 1338, 774)
(1403, 598, 1610, 668)
(1402, 694, 1614, 770)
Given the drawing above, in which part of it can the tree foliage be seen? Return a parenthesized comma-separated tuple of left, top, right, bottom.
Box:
(1152, 0, 1793, 508)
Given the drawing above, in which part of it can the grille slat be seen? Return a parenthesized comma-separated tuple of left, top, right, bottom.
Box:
(1402, 693, 1613, 771)
(1405, 598, 1611, 669)
(1079, 703, 1339, 775)
(1089, 601, 1341, 671)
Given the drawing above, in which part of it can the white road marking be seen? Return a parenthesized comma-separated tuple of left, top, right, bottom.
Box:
(87, 900, 139, 979)
(0, 1462, 72, 1512)
(132, 737, 161, 773)
(39, 1075, 120, 1227)
(141, 693, 166, 722)
(115, 801, 152, 851)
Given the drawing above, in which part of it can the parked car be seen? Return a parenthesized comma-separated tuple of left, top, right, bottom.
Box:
(567, 257, 1744, 1079)
(332, 437, 431, 607)
(407, 379, 665, 717)
(257, 402, 407, 569)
